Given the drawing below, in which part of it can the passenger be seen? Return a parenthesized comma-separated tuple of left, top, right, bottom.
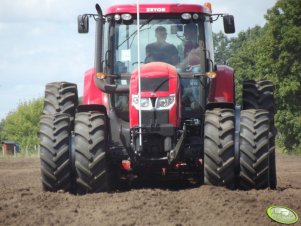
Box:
(183, 23, 199, 57)
(145, 26, 179, 65)
(180, 23, 203, 109)
(179, 23, 205, 72)
(185, 41, 205, 69)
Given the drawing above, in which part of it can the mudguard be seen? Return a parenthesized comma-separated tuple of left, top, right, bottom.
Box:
(208, 65, 235, 104)
(82, 68, 109, 111)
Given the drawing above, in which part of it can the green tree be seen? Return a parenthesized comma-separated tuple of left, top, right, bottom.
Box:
(263, 0, 301, 152)
(228, 26, 265, 103)
(2, 98, 43, 153)
(213, 31, 231, 65)
(228, 0, 301, 152)
(0, 119, 7, 142)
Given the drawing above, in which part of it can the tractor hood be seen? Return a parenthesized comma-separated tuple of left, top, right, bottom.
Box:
(129, 62, 181, 128)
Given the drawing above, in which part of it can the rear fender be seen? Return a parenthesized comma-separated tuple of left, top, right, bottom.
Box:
(208, 65, 235, 104)
(77, 104, 107, 116)
(206, 102, 235, 110)
(83, 68, 109, 110)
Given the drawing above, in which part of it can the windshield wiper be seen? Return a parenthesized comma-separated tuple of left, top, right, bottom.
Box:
(118, 15, 155, 48)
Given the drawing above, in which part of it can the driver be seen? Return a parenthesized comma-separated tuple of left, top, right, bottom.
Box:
(145, 26, 179, 66)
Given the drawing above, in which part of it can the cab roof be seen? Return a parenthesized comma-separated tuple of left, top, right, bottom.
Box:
(105, 4, 211, 15)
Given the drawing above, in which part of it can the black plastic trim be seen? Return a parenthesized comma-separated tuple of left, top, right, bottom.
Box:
(131, 124, 175, 137)
(206, 102, 235, 110)
(77, 104, 107, 115)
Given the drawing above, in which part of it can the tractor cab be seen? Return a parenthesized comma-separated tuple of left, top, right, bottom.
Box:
(93, 5, 218, 121)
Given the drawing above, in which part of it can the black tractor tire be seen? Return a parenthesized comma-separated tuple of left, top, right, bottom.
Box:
(204, 108, 236, 189)
(242, 80, 277, 189)
(39, 113, 72, 192)
(74, 111, 110, 194)
(239, 109, 270, 190)
(43, 82, 78, 127)
(242, 80, 274, 114)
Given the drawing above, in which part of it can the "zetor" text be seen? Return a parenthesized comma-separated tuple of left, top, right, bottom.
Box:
(146, 8, 166, 12)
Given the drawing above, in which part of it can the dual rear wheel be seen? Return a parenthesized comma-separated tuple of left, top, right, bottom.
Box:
(242, 80, 277, 189)
(40, 82, 78, 192)
(204, 80, 276, 190)
(39, 82, 110, 194)
(204, 108, 272, 190)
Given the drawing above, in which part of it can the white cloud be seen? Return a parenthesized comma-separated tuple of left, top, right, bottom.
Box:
(0, 0, 89, 22)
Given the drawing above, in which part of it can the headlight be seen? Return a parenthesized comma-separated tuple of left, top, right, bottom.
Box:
(155, 94, 175, 110)
(132, 95, 152, 110)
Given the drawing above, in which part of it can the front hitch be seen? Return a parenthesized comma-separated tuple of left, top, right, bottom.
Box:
(168, 124, 187, 164)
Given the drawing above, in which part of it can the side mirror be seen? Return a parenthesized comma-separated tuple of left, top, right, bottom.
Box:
(223, 15, 235, 34)
(78, 15, 89, 33)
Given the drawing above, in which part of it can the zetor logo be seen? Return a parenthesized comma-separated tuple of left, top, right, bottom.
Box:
(146, 8, 166, 12)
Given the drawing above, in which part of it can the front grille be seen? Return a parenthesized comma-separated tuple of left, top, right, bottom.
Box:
(141, 77, 169, 91)
(141, 110, 169, 125)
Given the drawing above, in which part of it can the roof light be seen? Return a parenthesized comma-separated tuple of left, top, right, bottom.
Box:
(114, 14, 121, 21)
(121, 13, 132, 21)
(192, 13, 199, 20)
(204, 2, 212, 12)
(181, 13, 192, 20)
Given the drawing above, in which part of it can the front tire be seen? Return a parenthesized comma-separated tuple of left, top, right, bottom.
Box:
(204, 109, 236, 189)
(39, 113, 72, 192)
(74, 111, 109, 194)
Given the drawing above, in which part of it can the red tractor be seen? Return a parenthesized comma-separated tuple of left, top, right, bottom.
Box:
(39, 3, 276, 194)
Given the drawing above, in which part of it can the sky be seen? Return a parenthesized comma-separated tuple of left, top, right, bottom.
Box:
(0, 0, 277, 120)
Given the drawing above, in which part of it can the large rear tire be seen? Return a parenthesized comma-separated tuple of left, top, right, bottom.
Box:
(43, 82, 78, 127)
(39, 113, 72, 192)
(242, 80, 274, 113)
(74, 112, 109, 194)
(242, 80, 277, 189)
(239, 109, 270, 190)
(204, 109, 236, 189)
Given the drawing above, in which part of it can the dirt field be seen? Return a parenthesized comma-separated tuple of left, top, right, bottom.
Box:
(0, 154, 300, 226)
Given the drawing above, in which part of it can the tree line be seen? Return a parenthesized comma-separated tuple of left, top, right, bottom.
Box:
(0, 0, 300, 154)
(0, 98, 43, 154)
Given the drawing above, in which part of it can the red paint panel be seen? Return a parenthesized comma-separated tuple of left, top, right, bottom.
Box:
(209, 65, 234, 103)
(105, 4, 210, 15)
(82, 68, 109, 110)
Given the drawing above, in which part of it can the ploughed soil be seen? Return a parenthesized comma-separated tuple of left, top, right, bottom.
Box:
(0, 154, 300, 226)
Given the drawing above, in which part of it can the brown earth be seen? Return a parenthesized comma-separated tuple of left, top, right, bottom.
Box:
(0, 154, 300, 226)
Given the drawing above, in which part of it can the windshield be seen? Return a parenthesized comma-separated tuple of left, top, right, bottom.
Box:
(110, 17, 206, 75)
